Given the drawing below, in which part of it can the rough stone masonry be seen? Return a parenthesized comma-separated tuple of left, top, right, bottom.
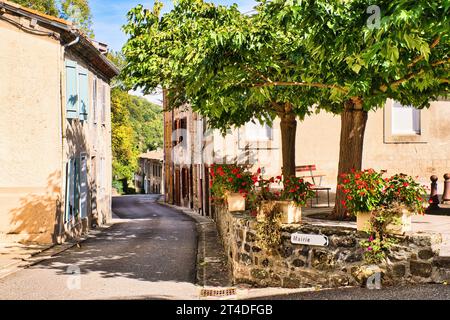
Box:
(215, 205, 450, 289)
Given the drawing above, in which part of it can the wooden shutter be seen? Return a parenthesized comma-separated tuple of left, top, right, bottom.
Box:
(65, 60, 78, 119)
(74, 157, 80, 217)
(64, 159, 73, 223)
(80, 154, 88, 218)
(78, 66, 89, 121)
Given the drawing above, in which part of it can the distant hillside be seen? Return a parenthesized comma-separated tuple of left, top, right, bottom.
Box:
(111, 88, 163, 192)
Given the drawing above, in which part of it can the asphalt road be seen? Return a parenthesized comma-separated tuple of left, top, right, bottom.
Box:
(249, 284, 450, 300)
(0, 194, 199, 300)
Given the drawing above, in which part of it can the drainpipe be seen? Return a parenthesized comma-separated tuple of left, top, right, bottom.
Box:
(63, 35, 80, 48)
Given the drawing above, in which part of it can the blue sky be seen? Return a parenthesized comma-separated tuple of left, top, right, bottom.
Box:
(91, 0, 257, 52)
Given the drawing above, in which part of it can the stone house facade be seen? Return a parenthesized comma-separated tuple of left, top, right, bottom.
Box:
(0, 1, 118, 244)
(135, 149, 164, 194)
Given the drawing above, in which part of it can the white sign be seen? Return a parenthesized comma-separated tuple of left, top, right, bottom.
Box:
(291, 233, 329, 246)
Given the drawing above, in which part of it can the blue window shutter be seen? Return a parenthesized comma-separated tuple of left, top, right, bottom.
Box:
(65, 158, 74, 222)
(65, 60, 78, 119)
(78, 66, 89, 121)
(74, 157, 80, 217)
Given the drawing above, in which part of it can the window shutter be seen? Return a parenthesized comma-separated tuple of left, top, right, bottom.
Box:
(80, 154, 88, 219)
(101, 84, 106, 124)
(78, 66, 89, 121)
(65, 60, 78, 119)
(64, 159, 73, 223)
(74, 157, 80, 217)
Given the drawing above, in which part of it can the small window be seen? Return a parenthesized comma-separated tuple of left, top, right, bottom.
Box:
(391, 101, 421, 135)
(244, 120, 272, 141)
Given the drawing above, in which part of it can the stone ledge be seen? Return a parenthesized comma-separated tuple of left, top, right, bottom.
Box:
(215, 205, 449, 289)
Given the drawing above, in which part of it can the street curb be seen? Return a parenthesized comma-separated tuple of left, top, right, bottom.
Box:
(0, 221, 116, 280)
(158, 201, 232, 288)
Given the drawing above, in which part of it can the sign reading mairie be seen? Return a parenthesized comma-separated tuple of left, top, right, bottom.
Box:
(291, 233, 329, 246)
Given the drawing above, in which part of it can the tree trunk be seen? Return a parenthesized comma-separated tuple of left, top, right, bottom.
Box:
(332, 99, 368, 220)
(280, 113, 297, 178)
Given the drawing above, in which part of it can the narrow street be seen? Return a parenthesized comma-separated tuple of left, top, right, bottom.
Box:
(0, 195, 199, 300)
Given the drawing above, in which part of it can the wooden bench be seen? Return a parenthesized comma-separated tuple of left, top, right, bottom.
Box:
(296, 164, 331, 207)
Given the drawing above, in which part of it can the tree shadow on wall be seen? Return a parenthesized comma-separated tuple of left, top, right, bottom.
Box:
(8, 171, 63, 245)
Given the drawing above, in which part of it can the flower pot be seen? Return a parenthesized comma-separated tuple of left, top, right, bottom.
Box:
(386, 208, 412, 235)
(356, 210, 412, 234)
(258, 200, 302, 224)
(356, 211, 371, 231)
(226, 192, 245, 212)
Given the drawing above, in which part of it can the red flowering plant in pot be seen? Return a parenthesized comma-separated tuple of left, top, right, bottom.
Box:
(339, 169, 427, 264)
(337, 169, 385, 218)
(209, 164, 254, 212)
(252, 174, 315, 224)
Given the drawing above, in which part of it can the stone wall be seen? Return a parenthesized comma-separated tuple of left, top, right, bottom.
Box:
(215, 205, 450, 288)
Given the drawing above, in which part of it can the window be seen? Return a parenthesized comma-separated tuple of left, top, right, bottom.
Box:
(391, 101, 421, 135)
(244, 120, 272, 141)
(65, 59, 90, 121)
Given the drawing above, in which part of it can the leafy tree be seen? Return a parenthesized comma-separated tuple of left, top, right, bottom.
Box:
(122, 0, 448, 219)
(122, 0, 318, 179)
(60, 0, 94, 38)
(10, 0, 94, 37)
(258, 0, 449, 218)
(111, 88, 139, 183)
(110, 49, 163, 192)
(9, 0, 59, 16)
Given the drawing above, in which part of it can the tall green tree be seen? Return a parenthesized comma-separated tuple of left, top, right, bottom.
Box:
(60, 0, 94, 38)
(10, 0, 58, 15)
(122, 0, 318, 179)
(10, 0, 94, 37)
(259, 0, 449, 218)
(111, 88, 139, 183)
(109, 49, 163, 191)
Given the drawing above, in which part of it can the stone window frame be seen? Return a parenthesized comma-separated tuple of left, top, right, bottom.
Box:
(237, 122, 279, 151)
(383, 99, 428, 144)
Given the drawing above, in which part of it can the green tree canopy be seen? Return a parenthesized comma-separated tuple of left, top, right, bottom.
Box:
(60, 0, 94, 38)
(10, 0, 94, 37)
(11, 0, 59, 16)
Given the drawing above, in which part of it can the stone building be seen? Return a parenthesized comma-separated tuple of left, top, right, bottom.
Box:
(135, 149, 164, 194)
(163, 98, 211, 216)
(0, 0, 119, 244)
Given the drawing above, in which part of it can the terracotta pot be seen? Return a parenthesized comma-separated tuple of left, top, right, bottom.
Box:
(258, 200, 302, 224)
(226, 192, 246, 212)
(356, 210, 412, 234)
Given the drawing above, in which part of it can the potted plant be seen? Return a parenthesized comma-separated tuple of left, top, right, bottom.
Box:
(255, 174, 315, 224)
(380, 174, 427, 234)
(338, 169, 385, 231)
(209, 164, 253, 212)
(339, 169, 427, 234)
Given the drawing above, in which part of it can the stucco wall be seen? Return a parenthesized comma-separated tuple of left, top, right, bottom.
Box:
(0, 13, 113, 243)
(0, 18, 63, 243)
